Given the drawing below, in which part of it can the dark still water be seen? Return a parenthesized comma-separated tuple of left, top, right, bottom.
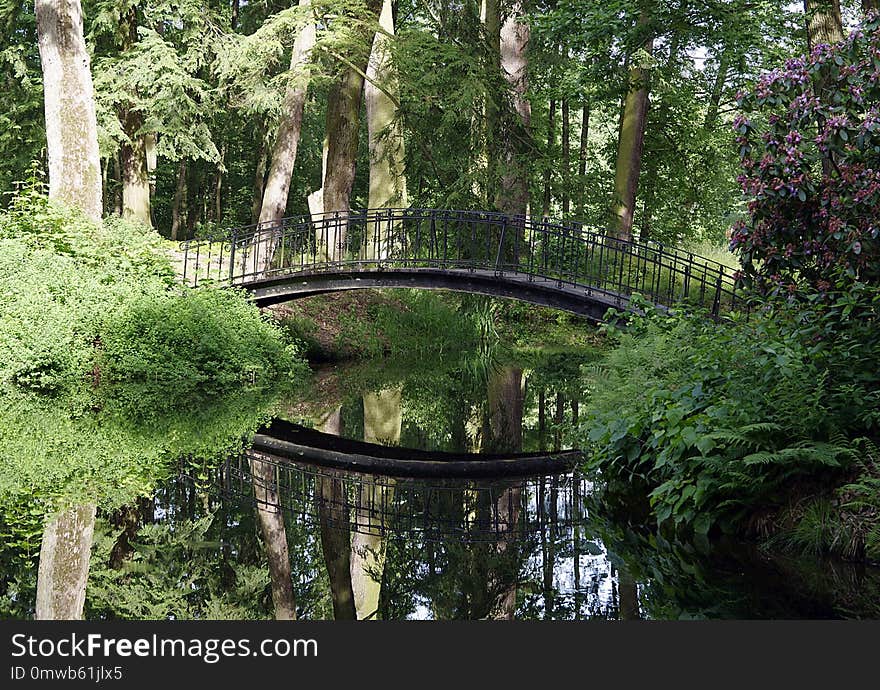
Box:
(2, 351, 879, 620)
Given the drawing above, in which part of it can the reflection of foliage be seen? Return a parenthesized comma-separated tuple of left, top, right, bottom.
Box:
(86, 512, 270, 620)
(583, 493, 880, 620)
(0, 384, 284, 515)
(0, 381, 289, 619)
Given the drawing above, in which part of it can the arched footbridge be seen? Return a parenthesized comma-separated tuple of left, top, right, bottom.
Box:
(178, 209, 744, 320)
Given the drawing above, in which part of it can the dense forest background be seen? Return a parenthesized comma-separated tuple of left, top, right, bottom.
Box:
(2, 0, 843, 245)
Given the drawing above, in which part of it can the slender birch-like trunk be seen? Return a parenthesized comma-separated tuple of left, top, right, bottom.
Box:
(35, 0, 102, 222)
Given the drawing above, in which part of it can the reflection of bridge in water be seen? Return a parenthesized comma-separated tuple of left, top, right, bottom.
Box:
(219, 445, 590, 544)
(178, 208, 743, 320)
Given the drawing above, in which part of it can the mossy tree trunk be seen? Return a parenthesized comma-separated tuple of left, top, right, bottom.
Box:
(610, 6, 653, 240)
(36, 504, 96, 620)
(365, 0, 407, 259)
(35, 0, 102, 222)
(35, 0, 102, 620)
(254, 0, 316, 275)
(322, 0, 383, 260)
(496, 0, 530, 220)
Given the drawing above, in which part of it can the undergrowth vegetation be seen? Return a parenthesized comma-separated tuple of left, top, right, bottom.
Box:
(580, 295, 880, 562)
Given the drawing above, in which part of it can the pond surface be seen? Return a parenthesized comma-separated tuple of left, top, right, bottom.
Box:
(2, 348, 879, 620)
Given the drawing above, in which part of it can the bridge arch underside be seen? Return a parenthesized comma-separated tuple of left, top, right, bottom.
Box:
(246, 267, 642, 322)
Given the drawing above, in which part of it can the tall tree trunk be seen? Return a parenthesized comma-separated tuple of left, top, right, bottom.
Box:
(804, 0, 844, 50)
(482, 0, 501, 208)
(561, 98, 570, 216)
(703, 48, 730, 131)
(35, 0, 102, 222)
(254, 0, 316, 274)
(170, 159, 187, 241)
(35, 2, 102, 620)
(214, 144, 226, 224)
(610, 7, 653, 240)
(365, 0, 407, 259)
(542, 99, 556, 218)
(250, 452, 297, 620)
(322, 0, 382, 260)
(578, 101, 590, 215)
(351, 389, 400, 620)
(35, 504, 96, 619)
(113, 154, 122, 215)
(496, 0, 531, 219)
(185, 164, 202, 236)
(120, 108, 151, 226)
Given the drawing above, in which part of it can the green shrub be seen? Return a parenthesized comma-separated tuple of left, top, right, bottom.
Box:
(99, 287, 302, 389)
(580, 296, 880, 536)
(0, 191, 302, 392)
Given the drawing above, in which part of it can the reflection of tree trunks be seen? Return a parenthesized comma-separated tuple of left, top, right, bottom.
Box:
(36, 504, 97, 620)
(108, 502, 142, 569)
(486, 367, 523, 454)
(538, 388, 546, 451)
(490, 484, 521, 620)
(485, 367, 524, 619)
(554, 392, 564, 451)
(573, 478, 582, 620)
(315, 406, 356, 620)
(618, 568, 640, 620)
(250, 453, 296, 620)
(317, 473, 356, 620)
(350, 389, 401, 619)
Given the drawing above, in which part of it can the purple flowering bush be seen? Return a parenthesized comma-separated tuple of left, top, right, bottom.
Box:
(732, 14, 880, 296)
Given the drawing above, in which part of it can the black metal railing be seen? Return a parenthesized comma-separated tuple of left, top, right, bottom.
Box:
(217, 451, 589, 543)
(177, 208, 745, 317)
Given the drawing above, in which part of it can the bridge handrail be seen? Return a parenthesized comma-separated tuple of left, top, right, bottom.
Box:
(175, 208, 745, 318)
(180, 208, 733, 273)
